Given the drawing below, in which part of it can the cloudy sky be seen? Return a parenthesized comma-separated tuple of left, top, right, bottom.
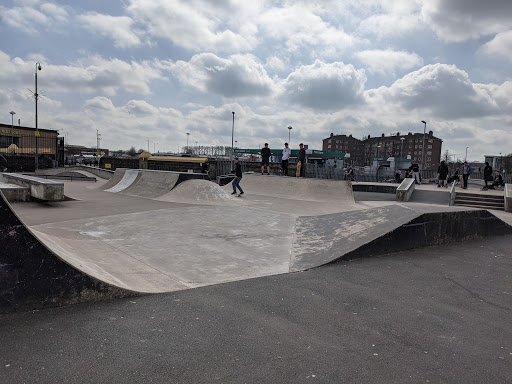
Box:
(1, 0, 511, 160)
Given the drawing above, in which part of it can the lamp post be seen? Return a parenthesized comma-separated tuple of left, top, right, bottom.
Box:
(35, 62, 42, 170)
(400, 137, 405, 159)
(9, 111, 15, 146)
(499, 152, 502, 172)
(186, 132, 190, 152)
(231, 111, 235, 152)
(288, 126, 292, 144)
(421, 120, 426, 170)
(465, 146, 469, 162)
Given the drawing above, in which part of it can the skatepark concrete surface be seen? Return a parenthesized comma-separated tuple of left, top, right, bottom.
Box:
(1, 235, 511, 384)
(1, 171, 512, 313)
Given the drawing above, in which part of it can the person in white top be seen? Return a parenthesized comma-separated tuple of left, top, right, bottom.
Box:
(282, 142, 291, 176)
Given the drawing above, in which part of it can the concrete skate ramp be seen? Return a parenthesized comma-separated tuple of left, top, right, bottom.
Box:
(105, 169, 139, 193)
(157, 179, 243, 205)
(105, 169, 208, 199)
(233, 174, 355, 203)
(99, 168, 127, 190)
(0, 190, 135, 313)
(291, 205, 512, 271)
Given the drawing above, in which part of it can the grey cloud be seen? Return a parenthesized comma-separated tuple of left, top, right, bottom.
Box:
(170, 53, 274, 98)
(422, 0, 512, 42)
(282, 60, 366, 111)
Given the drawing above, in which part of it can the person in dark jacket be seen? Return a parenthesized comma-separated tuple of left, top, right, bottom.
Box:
(297, 143, 306, 177)
(260, 143, 271, 175)
(231, 158, 244, 195)
(437, 161, 449, 188)
(489, 170, 504, 190)
(483, 162, 493, 190)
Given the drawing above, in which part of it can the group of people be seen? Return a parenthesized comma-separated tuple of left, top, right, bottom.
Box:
(231, 142, 307, 196)
(402, 160, 506, 191)
(260, 142, 306, 177)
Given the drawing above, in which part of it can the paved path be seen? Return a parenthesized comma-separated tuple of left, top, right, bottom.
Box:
(1, 236, 511, 383)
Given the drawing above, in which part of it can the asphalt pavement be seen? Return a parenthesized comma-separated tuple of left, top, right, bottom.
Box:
(1, 235, 511, 384)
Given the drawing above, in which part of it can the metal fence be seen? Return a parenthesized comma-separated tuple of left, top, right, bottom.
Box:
(0, 134, 63, 171)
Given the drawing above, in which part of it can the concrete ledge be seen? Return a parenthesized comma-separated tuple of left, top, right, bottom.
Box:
(2, 173, 64, 201)
(0, 182, 30, 202)
(396, 178, 415, 202)
(505, 184, 512, 212)
(352, 184, 397, 194)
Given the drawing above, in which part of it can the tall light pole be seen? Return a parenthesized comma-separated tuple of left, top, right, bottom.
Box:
(9, 111, 15, 146)
(400, 137, 405, 159)
(231, 111, 235, 152)
(35, 62, 42, 170)
(288, 126, 292, 144)
(186, 132, 190, 152)
(465, 146, 469, 162)
(421, 120, 426, 170)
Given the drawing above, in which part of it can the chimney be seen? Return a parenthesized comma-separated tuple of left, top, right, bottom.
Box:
(368, 134, 371, 139)
(381, 133, 385, 138)
(396, 132, 400, 137)
(349, 134, 352, 138)
(330, 132, 334, 137)
(429, 130, 433, 136)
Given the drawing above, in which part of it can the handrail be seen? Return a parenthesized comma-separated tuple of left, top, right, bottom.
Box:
(449, 181, 456, 206)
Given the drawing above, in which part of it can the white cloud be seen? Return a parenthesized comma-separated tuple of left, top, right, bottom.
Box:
(0, 3, 69, 34)
(422, 0, 512, 42)
(256, 4, 354, 58)
(282, 60, 366, 111)
(126, 0, 254, 53)
(480, 31, 512, 62)
(77, 13, 142, 48)
(168, 53, 275, 98)
(355, 49, 423, 76)
(0, 51, 165, 99)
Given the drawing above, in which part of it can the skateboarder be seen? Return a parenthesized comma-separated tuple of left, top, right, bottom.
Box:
(297, 143, 306, 177)
(231, 158, 244, 196)
(282, 142, 291, 176)
(260, 143, 271, 175)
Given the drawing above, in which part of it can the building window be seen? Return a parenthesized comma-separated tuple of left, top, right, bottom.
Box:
(427, 157, 431, 161)
(415, 145, 418, 149)
(428, 145, 432, 149)
(428, 139, 433, 143)
(419, 145, 422, 149)
(427, 151, 432, 155)
(328, 145, 331, 148)
(328, 140, 332, 143)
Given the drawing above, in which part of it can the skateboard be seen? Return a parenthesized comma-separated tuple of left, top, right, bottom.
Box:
(296, 161, 301, 177)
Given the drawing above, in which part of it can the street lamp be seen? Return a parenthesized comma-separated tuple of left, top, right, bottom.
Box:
(9, 111, 15, 146)
(465, 146, 469, 162)
(288, 126, 292, 144)
(421, 120, 426, 170)
(377, 144, 382, 158)
(231, 111, 235, 152)
(400, 137, 405, 159)
(186, 132, 190, 152)
(35, 62, 42, 170)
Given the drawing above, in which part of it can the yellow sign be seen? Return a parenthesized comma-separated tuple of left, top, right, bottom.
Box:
(35, 131, 40, 137)
(105, 163, 111, 169)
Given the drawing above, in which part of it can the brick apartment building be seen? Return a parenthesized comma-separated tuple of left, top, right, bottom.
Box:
(323, 131, 443, 169)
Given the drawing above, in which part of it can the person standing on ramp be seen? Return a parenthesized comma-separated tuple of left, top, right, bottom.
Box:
(282, 142, 291, 176)
(231, 157, 244, 196)
(297, 143, 306, 177)
(260, 143, 271, 175)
